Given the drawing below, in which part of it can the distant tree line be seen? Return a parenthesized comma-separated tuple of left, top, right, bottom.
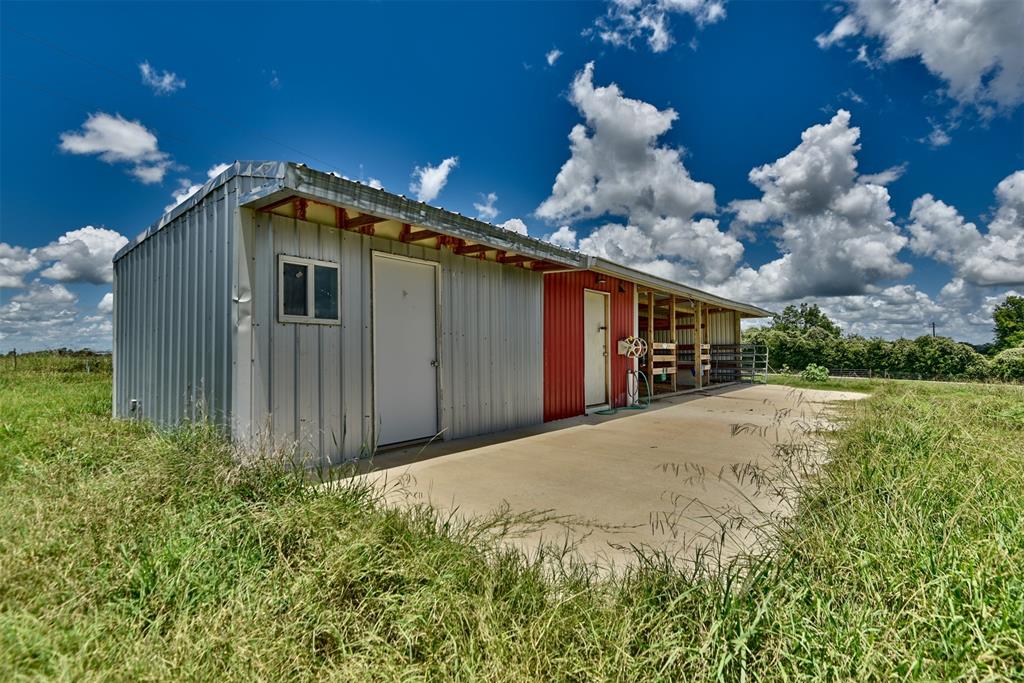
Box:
(2, 348, 111, 373)
(4, 348, 111, 358)
(743, 296, 1024, 382)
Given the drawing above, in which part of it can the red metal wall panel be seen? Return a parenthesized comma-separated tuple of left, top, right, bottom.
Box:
(543, 271, 635, 421)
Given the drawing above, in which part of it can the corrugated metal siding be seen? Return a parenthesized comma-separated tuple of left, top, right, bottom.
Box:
(112, 175, 259, 427)
(672, 320, 695, 346)
(543, 271, 634, 422)
(235, 214, 544, 464)
(707, 310, 739, 344)
(656, 310, 739, 346)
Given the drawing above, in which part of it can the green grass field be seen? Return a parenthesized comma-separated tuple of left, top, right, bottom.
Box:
(2, 357, 1023, 680)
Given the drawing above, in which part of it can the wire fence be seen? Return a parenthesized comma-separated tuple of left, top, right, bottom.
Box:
(768, 367, 1000, 384)
(0, 350, 112, 374)
(828, 367, 992, 382)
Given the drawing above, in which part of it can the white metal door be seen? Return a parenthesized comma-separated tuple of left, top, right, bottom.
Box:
(584, 290, 608, 406)
(373, 254, 439, 445)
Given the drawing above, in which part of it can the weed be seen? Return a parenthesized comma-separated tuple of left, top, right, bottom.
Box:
(1, 356, 1022, 680)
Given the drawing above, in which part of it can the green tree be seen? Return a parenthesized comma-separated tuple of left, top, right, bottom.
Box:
(992, 347, 1024, 381)
(993, 295, 1024, 350)
(743, 302, 996, 380)
(769, 304, 842, 337)
(905, 336, 990, 379)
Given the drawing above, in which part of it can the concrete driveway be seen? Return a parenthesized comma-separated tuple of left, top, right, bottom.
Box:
(354, 384, 867, 572)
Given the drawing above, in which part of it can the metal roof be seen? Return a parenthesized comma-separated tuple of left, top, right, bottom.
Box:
(114, 160, 771, 317)
(113, 160, 584, 267)
(588, 258, 774, 318)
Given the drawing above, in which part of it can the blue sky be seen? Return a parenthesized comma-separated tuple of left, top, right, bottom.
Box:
(1, 0, 1022, 350)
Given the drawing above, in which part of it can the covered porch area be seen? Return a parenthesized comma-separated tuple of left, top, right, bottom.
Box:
(577, 258, 773, 399)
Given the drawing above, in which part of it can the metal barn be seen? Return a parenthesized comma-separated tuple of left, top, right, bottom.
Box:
(112, 161, 769, 465)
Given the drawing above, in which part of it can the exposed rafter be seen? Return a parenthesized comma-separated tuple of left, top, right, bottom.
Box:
(403, 229, 438, 242)
(498, 254, 531, 265)
(437, 236, 463, 250)
(456, 243, 490, 256)
(346, 213, 387, 231)
(257, 195, 299, 213)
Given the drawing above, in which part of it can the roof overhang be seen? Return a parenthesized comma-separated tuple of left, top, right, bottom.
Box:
(113, 160, 772, 318)
(239, 163, 585, 269)
(587, 257, 774, 318)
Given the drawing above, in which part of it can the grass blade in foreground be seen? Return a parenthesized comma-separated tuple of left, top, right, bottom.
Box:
(1, 358, 1022, 680)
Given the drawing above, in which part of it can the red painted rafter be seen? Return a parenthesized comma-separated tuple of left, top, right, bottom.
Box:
(437, 236, 463, 250)
(257, 195, 299, 213)
(404, 229, 438, 242)
(346, 213, 386, 231)
(455, 243, 490, 255)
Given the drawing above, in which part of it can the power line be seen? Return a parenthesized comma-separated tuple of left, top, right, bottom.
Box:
(2, 24, 350, 175)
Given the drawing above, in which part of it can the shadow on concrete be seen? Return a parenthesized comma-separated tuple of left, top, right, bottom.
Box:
(340, 382, 753, 476)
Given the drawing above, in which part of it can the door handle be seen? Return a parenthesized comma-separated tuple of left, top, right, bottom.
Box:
(430, 360, 440, 368)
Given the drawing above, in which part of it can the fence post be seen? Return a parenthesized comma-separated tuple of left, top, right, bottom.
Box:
(12, 348, 15, 371)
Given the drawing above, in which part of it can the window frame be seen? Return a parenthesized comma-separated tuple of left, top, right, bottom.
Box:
(277, 254, 341, 325)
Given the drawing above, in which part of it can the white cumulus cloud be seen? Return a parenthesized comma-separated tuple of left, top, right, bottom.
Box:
(410, 156, 458, 203)
(139, 61, 186, 95)
(164, 162, 232, 212)
(592, 0, 727, 53)
(97, 292, 114, 314)
(920, 119, 954, 148)
(858, 163, 906, 186)
(474, 192, 499, 221)
(498, 218, 528, 235)
(545, 226, 578, 249)
(0, 281, 113, 351)
(59, 112, 171, 184)
(546, 48, 563, 66)
(908, 170, 1024, 287)
(722, 109, 910, 302)
(537, 62, 740, 284)
(32, 226, 129, 285)
(0, 243, 41, 288)
(207, 162, 231, 178)
(814, 14, 861, 49)
(817, 0, 1024, 113)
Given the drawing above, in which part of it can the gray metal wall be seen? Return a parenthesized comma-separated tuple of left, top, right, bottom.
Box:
(707, 310, 740, 345)
(112, 174, 266, 426)
(233, 211, 545, 464)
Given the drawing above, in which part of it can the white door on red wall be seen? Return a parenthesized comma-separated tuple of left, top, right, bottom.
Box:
(584, 290, 609, 406)
(373, 254, 439, 445)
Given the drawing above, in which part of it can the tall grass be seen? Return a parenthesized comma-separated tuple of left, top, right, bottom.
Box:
(1, 359, 1022, 680)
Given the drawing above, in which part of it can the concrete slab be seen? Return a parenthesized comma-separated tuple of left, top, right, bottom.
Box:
(348, 384, 868, 573)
